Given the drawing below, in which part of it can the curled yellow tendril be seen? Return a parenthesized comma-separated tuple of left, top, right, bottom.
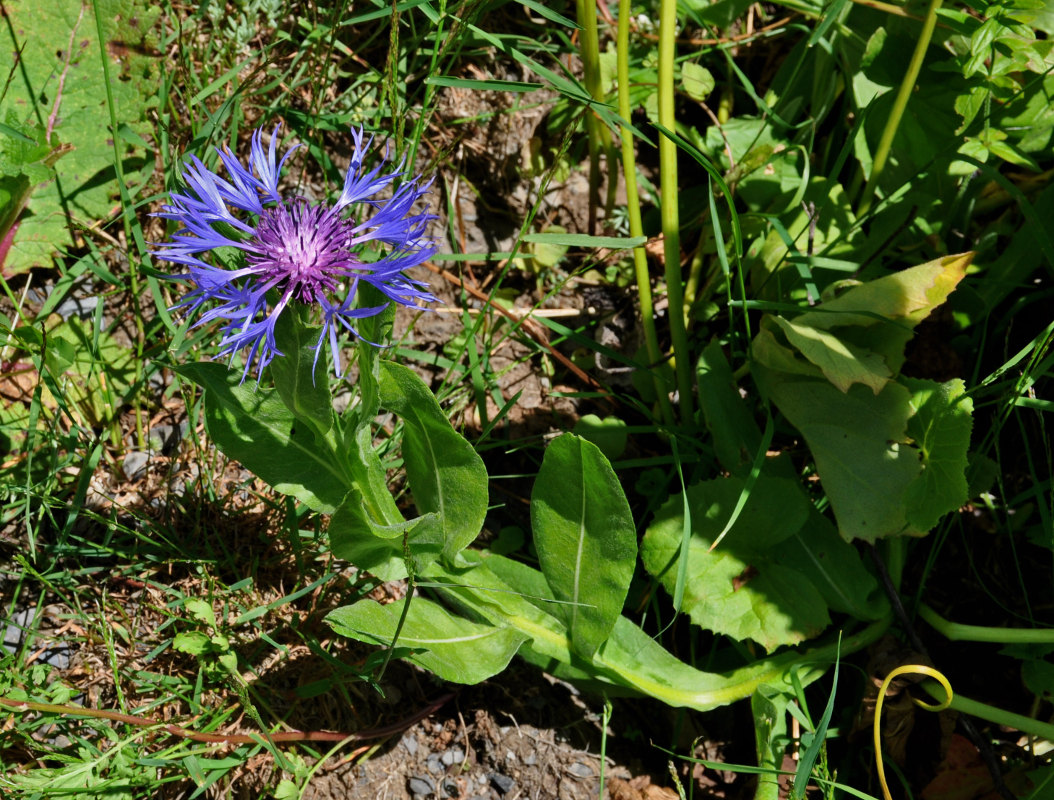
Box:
(873, 665, 954, 800)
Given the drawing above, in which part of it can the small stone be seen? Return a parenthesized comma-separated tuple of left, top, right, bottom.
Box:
(408, 775, 435, 796)
(426, 753, 444, 774)
(53, 294, 99, 321)
(568, 761, 594, 779)
(523, 753, 537, 766)
(122, 450, 149, 481)
(440, 778, 460, 798)
(402, 734, 419, 756)
(440, 746, 464, 766)
(489, 773, 515, 795)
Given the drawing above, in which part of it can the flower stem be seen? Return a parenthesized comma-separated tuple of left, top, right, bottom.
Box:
(856, 0, 943, 217)
(618, 0, 674, 428)
(918, 604, 1054, 644)
(920, 681, 1054, 741)
(658, 0, 695, 423)
(577, 0, 615, 233)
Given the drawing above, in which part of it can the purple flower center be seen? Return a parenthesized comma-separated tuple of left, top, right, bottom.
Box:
(247, 199, 360, 305)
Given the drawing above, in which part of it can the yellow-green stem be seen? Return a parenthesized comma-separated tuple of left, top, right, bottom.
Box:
(920, 681, 1054, 742)
(658, 0, 695, 423)
(918, 604, 1054, 644)
(618, 0, 674, 428)
(577, 0, 614, 233)
(857, 0, 943, 217)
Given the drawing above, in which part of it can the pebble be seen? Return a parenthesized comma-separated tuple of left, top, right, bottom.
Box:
(408, 775, 435, 796)
(53, 294, 99, 321)
(426, 753, 444, 774)
(568, 762, 593, 779)
(402, 734, 418, 756)
(440, 746, 464, 766)
(489, 773, 515, 795)
(122, 450, 149, 480)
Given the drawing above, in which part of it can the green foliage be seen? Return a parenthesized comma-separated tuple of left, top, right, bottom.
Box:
(753, 255, 975, 542)
(531, 433, 636, 659)
(0, 0, 159, 273)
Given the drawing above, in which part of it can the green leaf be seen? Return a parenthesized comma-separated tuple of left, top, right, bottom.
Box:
(327, 597, 528, 684)
(771, 316, 892, 394)
(571, 414, 628, 460)
(793, 255, 970, 375)
(903, 378, 973, 532)
(681, 62, 715, 102)
(696, 340, 764, 475)
(379, 361, 488, 560)
(641, 473, 829, 649)
(531, 434, 636, 658)
(755, 364, 920, 542)
(176, 362, 348, 512)
(520, 231, 647, 250)
(1, 0, 160, 273)
(328, 487, 443, 580)
(779, 508, 888, 619)
(271, 309, 334, 435)
(184, 598, 216, 628)
(172, 632, 211, 656)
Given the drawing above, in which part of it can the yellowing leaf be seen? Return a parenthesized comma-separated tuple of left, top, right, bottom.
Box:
(772, 316, 892, 393)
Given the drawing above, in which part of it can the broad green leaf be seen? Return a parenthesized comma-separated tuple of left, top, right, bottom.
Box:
(379, 361, 488, 559)
(779, 508, 888, 620)
(794, 253, 971, 374)
(531, 434, 636, 659)
(771, 316, 892, 394)
(328, 488, 443, 580)
(696, 340, 763, 475)
(402, 557, 889, 711)
(641, 474, 828, 649)
(755, 365, 920, 542)
(571, 414, 628, 460)
(1, 0, 160, 273)
(327, 597, 528, 684)
(903, 378, 973, 532)
(349, 283, 395, 431)
(681, 63, 715, 102)
(428, 558, 575, 667)
(270, 310, 334, 436)
(176, 362, 348, 512)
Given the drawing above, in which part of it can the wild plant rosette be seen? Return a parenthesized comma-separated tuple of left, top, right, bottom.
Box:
(154, 126, 438, 380)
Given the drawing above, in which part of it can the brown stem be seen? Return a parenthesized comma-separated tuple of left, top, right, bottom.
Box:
(0, 691, 454, 745)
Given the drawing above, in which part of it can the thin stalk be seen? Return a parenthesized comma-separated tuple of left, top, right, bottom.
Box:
(918, 604, 1054, 644)
(576, 0, 614, 233)
(618, 0, 674, 428)
(406, 0, 448, 172)
(920, 681, 1054, 742)
(658, 0, 695, 423)
(91, 0, 145, 449)
(856, 0, 943, 217)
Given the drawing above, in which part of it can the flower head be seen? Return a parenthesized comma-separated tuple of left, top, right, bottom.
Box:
(154, 125, 437, 381)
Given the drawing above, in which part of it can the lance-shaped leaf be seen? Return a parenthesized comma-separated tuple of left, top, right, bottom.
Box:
(327, 597, 528, 684)
(176, 362, 348, 512)
(379, 361, 488, 560)
(531, 434, 638, 659)
(270, 309, 333, 435)
(328, 488, 443, 581)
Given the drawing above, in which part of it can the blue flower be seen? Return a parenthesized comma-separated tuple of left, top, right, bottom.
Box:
(154, 126, 438, 380)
